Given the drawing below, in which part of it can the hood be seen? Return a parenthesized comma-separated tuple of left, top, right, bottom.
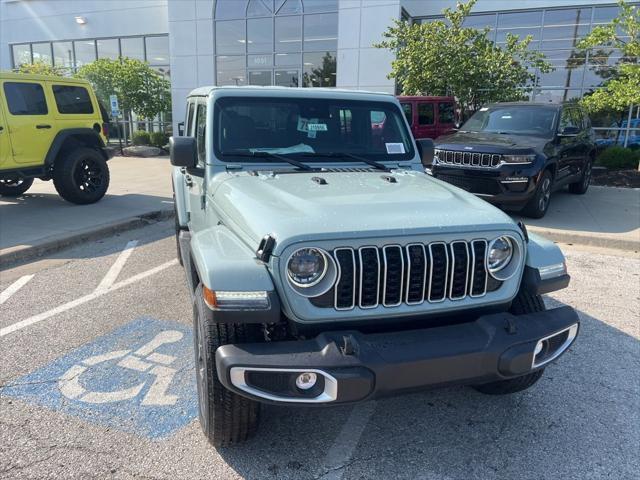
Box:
(436, 131, 550, 153)
(211, 169, 518, 254)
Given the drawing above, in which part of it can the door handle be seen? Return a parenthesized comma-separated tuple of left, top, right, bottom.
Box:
(36, 124, 52, 129)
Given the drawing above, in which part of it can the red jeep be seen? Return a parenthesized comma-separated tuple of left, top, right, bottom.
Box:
(398, 96, 458, 140)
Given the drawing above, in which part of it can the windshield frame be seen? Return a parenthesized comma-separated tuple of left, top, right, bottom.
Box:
(212, 96, 416, 163)
(460, 105, 560, 138)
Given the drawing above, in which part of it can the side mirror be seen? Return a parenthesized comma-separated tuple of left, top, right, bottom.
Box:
(416, 138, 435, 167)
(558, 126, 580, 137)
(177, 122, 185, 136)
(170, 136, 197, 168)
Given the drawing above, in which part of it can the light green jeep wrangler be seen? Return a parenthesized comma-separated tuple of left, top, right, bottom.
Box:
(171, 87, 579, 447)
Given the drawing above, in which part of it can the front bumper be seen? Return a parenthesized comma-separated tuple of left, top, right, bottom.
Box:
(216, 306, 579, 405)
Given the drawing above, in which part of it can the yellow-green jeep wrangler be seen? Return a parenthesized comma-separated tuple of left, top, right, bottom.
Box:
(0, 73, 113, 204)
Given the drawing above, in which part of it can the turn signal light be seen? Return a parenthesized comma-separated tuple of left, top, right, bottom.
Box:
(202, 286, 270, 310)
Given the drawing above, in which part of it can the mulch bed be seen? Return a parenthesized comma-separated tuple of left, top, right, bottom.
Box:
(591, 168, 640, 188)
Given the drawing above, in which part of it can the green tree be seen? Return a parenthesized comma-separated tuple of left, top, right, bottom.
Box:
(75, 58, 171, 121)
(16, 61, 66, 77)
(303, 52, 336, 87)
(375, 0, 552, 115)
(577, 0, 639, 113)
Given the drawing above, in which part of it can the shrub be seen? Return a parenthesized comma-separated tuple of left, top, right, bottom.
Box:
(150, 131, 169, 149)
(132, 130, 151, 146)
(596, 146, 640, 170)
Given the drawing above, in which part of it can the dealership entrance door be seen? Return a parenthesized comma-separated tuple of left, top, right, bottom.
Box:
(247, 69, 300, 87)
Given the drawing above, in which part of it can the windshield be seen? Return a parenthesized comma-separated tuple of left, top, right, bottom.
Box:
(461, 106, 558, 137)
(214, 97, 414, 161)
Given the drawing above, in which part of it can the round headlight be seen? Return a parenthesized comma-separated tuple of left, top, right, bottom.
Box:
(287, 248, 328, 287)
(487, 237, 513, 273)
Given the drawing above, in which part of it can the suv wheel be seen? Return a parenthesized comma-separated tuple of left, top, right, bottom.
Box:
(193, 283, 262, 447)
(522, 170, 552, 219)
(472, 288, 546, 395)
(0, 177, 33, 197)
(53, 147, 110, 204)
(568, 158, 592, 195)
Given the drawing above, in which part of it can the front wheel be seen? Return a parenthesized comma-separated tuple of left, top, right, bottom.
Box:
(522, 170, 552, 219)
(193, 284, 262, 447)
(472, 289, 546, 395)
(0, 177, 33, 197)
(53, 147, 110, 204)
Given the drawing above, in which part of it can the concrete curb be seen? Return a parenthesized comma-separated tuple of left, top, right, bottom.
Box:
(527, 226, 639, 252)
(0, 209, 174, 268)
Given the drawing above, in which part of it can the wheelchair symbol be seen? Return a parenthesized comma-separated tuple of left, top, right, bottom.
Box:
(58, 330, 184, 406)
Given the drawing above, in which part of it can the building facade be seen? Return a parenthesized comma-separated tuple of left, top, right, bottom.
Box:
(1, 0, 636, 134)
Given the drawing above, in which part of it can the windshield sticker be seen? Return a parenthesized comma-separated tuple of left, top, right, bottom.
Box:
(385, 143, 405, 154)
(307, 123, 328, 132)
(297, 117, 320, 138)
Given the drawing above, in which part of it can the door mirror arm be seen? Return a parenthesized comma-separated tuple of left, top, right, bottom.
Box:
(416, 138, 435, 167)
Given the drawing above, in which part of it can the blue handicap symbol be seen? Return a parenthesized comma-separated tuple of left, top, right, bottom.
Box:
(2, 317, 197, 439)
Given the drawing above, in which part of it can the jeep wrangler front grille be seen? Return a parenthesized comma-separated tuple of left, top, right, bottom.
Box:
(331, 240, 490, 311)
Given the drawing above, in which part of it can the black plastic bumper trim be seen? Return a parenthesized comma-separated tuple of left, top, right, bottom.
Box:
(215, 306, 579, 405)
(522, 265, 570, 295)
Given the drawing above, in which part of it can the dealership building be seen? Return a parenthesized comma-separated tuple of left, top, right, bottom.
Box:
(0, 0, 636, 131)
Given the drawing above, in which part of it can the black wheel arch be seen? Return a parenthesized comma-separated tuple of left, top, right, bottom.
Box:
(45, 128, 108, 168)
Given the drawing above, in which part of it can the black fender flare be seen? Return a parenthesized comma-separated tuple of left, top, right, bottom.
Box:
(44, 128, 108, 167)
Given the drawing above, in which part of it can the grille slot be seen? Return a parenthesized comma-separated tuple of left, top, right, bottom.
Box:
(437, 149, 502, 168)
(328, 239, 492, 311)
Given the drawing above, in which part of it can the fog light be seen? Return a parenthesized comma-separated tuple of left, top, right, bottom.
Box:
(295, 372, 317, 390)
(534, 341, 544, 356)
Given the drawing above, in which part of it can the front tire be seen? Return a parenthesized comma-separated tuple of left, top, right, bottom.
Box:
(53, 147, 110, 204)
(472, 289, 546, 395)
(0, 177, 33, 196)
(522, 170, 552, 219)
(193, 284, 262, 447)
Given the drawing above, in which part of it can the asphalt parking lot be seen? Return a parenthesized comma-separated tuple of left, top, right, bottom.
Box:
(0, 220, 638, 480)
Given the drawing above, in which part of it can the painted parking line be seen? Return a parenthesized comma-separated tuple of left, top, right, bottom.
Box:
(0, 259, 178, 337)
(95, 240, 138, 292)
(2, 317, 197, 439)
(0, 274, 34, 305)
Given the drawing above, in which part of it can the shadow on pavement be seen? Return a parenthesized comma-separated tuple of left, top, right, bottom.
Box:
(215, 299, 638, 480)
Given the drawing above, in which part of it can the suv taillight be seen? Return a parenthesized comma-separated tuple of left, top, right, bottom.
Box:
(102, 122, 109, 138)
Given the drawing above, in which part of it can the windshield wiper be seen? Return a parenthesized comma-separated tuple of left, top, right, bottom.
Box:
(220, 150, 313, 171)
(299, 152, 390, 172)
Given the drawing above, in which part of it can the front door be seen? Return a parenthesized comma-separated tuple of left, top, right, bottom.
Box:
(0, 80, 55, 167)
(187, 100, 208, 231)
(556, 107, 582, 182)
(248, 70, 272, 86)
(414, 102, 437, 139)
(0, 98, 12, 170)
(275, 69, 299, 87)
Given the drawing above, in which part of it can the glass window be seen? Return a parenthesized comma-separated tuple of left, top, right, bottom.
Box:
(401, 103, 412, 125)
(498, 11, 542, 28)
(215, 0, 248, 19)
(74, 40, 96, 66)
(304, 13, 338, 51)
(52, 42, 74, 68)
(186, 102, 196, 136)
(215, 97, 414, 161)
(12, 44, 31, 66)
(275, 15, 301, 52)
(216, 56, 246, 85)
(249, 70, 272, 85)
(276, 0, 302, 15)
(275, 52, 301, 66)
(463, 14, 496, 30)
(463, 105, 559, 136)
(302, 51, 336, 87)
(248, 17, 273, 53)
(3, 82, 48, 115)
(248, 54, 273, 68)
(418, 103, 434, 125)
(559, 107, 579, 131)
(303, 0, 338, 13)
(97, 39, 119, 60)
(539, 67, 584, 88)
(196, 102, 207, 165)
(593, 6, 620, 24)
(32, 43, 52, 65)
(52, 85, 94, 114)
(543, 8, 591, 26)
(121, 37, 145, 61)
(146, 36, 170, 65)
(275, 69, 299, 87)
(247, 0, 272, 17)
(438, 103, 455, 124)
(216, 20, 246, 55)
(496, 27, 539, 43)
